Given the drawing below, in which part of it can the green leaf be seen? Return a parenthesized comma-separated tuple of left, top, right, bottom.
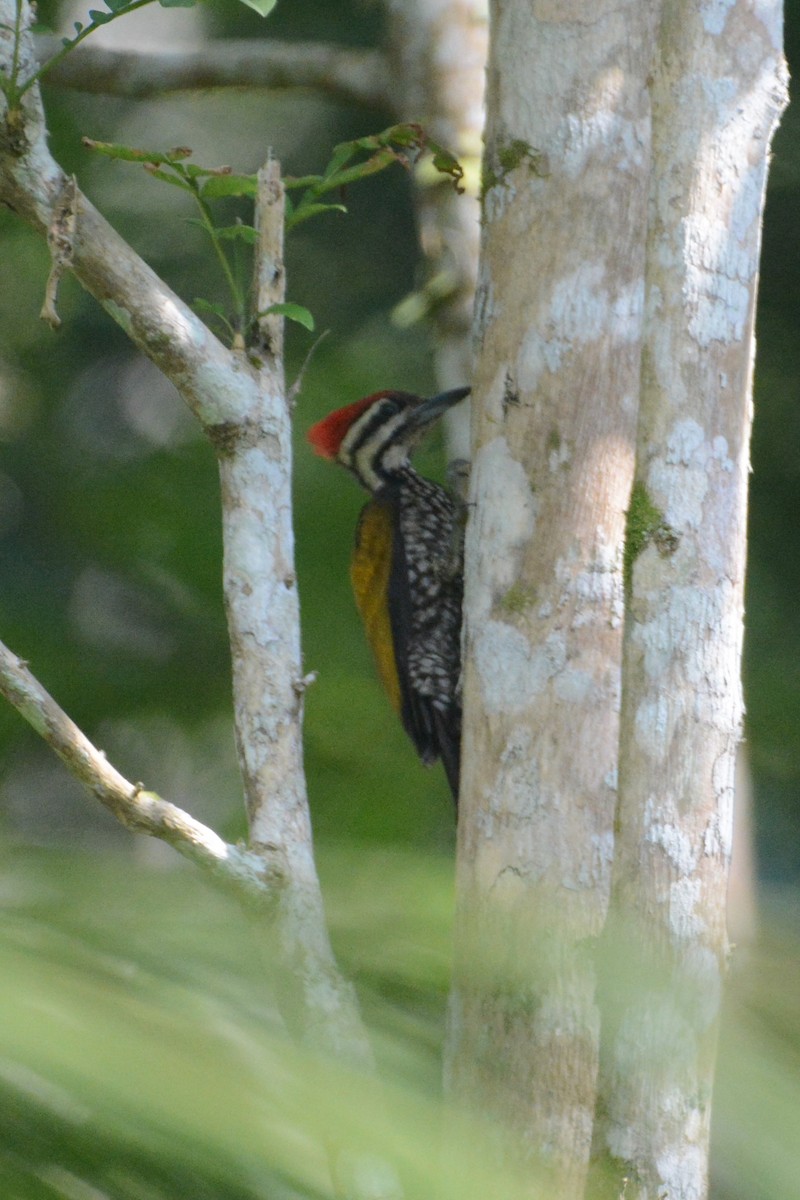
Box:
(322, 142, 357, 182)
(81, 138, 181, 165)
(104, 0, 131, 12)
(88, 9, 113, 22)
(346, 123, 423, 156)
(185, 162, 230, 180)
(217, 225, 259, 244)
(200, 174, 258, 199)
(259, 303, 315, 331)
(235, 0, 277, 13)
(285, 202, 347, 233)
(428, 139, 465, 191)
(159, 0, 198, 7)
(320, 148, 400, 192)
(381, 122, 426, 149)
(283, 173, 325, 192)
(316, 124, 464, 195)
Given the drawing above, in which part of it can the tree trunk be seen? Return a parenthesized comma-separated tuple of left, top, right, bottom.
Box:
(446, 2, 657, 1193)
(594, 4, 786, 1197)
(446, 1, 786, 1197)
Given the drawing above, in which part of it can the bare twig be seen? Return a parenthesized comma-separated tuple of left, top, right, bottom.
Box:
(0, 639, 283, 904)
(288, 328, 330, 407)
(36, 38, 391, 110)
(251, 157, 285, 361)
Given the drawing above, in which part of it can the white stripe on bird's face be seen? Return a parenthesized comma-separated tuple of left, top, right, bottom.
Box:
(339, 398, 417, 493)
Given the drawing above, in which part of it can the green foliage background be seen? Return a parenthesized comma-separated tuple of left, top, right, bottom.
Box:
(0, 1, 799, 1197)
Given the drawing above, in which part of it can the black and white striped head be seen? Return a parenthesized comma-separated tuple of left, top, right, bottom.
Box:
(307, 388, 470, 493)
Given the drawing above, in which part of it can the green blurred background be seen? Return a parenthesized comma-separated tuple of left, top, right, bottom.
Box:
(0, 1, 799, 1197)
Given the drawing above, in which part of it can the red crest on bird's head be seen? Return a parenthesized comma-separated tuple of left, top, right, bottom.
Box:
(307, 392, 405, 460)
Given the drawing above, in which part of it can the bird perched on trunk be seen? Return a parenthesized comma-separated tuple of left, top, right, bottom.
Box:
(307, 387, 470, 803)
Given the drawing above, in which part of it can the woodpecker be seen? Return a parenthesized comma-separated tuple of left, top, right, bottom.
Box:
(307, 387, 470, 802)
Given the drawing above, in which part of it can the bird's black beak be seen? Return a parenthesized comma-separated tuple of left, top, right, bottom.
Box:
(407, 386, 471, 430)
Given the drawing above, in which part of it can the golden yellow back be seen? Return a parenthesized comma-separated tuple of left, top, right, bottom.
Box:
(350, 501, 402, 715)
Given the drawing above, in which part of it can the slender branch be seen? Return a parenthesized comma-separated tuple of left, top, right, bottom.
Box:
(35, 37, 392, 110)
(10, 0, 23, 94)
(0, 639, 283, 904)
(252, 157, 285, 360)
(191, 185, 246, 329)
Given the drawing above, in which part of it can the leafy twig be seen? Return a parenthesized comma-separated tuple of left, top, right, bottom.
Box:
(80, 125, 463, 346)
(284, 122, 464, 231)
(83, 138, 253, 337)
(3, 0, 158, 107)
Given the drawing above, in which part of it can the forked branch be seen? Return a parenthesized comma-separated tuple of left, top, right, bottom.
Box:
(0, 10, 405, 1196)
(0, 639, 283, 904)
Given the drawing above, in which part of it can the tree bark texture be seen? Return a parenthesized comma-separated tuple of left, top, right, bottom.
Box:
(448, 3, 658, 1193)
(595, 4, 787, 1198)
(447, 2, 786, 1198)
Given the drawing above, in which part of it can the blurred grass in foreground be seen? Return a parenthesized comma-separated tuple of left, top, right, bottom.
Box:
(0, 843, 798, 1199)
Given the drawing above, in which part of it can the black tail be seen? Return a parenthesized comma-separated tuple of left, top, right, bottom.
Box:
(433, 707, 461, 808)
